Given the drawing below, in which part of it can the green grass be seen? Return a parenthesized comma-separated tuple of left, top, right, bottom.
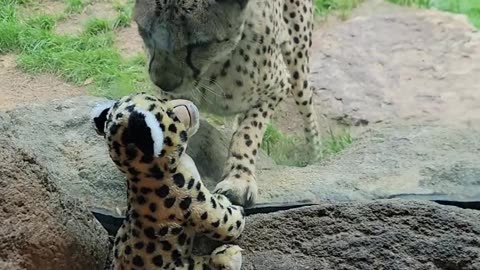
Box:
(65, 0, 87, 13)
(84, 18, 112, 35)
(0, 0, 147, 98)
(314, 0, 363, 19)
(322, 128, 353, 155)
(113, 0, 134, 28)
(388, 0, 480, 28)
(25, 14, 56, 30)
(261, 124, 352, 166)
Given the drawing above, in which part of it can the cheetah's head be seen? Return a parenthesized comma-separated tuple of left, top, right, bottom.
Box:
(134, 0, 249, 93)
(91, 93, 200, 173)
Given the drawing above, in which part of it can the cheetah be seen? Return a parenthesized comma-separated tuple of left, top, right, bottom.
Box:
(134, 0, 320, 207)
(91, 93, 246, 269)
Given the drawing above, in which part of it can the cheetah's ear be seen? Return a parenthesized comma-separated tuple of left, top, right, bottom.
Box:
(91, 100, 115, 136)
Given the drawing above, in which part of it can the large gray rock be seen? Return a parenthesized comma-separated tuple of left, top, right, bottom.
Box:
(2, 96, 479, 208)
(0, 96, 274, 210)
(197, 200, 480, 270)
(1, 97, 126, 210)
(0, 137, 109, 270)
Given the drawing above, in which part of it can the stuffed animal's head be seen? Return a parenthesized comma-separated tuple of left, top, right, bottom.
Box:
(91, 93, 200, 173)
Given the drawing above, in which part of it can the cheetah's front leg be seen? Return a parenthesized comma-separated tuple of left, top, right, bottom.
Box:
(214, 102, 275, 207)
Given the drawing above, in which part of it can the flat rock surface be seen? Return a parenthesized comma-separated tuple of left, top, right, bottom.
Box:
(234, 200, 480, 270)
(256, 123, 480, 203)
(310, 1, 480, 127)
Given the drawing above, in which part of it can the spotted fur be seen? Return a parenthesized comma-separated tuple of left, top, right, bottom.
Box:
(92, 93, 245, 270)
(134, 0, 320, 207)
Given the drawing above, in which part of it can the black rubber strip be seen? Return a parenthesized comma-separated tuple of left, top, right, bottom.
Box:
(91, 201, 317, 236)
(432, 200, 480, 210)
(91, 198, 480, 236)
(91, 208, 123, 236)
(385, 193, 480, 210)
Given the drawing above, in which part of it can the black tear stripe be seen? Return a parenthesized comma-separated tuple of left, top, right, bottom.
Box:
(186, 44, 201, 79)
(185, 37, 231, 79)
(154, 0, 162, 16)
(148, 45, 156, 74)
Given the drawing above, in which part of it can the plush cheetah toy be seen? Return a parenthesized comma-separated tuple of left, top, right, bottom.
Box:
(92, 93, 246, 270)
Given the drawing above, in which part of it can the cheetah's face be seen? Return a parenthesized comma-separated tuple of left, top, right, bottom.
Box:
(134, 0, 249, 93)
(91, 93, 199, 171)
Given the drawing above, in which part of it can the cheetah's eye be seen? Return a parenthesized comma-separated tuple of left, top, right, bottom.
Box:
(189, 40, 213, 49)
(189, 37, 230, 49)
(215, 0, 249, 9)
(137, 25, 150, 39)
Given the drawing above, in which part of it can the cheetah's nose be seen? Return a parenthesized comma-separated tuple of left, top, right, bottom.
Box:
(150, 73, 183, 92)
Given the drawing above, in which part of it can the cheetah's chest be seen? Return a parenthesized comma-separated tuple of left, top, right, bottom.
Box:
(194, 53, 289, 115)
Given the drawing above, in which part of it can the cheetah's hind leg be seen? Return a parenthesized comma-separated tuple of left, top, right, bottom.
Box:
(281, 0, 322, 160)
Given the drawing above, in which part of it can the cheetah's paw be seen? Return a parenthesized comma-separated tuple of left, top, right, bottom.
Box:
(210, 245, 243, 270)
(214, 175, 258, 207)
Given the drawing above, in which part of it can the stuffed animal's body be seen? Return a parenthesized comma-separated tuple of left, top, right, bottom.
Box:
(92, 93, 245, 270)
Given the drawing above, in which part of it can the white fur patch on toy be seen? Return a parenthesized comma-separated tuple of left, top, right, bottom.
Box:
(91, 100, 116, 135)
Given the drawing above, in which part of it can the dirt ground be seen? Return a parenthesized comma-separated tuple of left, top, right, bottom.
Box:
(55, 2, 117, 35)
(0, 54, 85, 110)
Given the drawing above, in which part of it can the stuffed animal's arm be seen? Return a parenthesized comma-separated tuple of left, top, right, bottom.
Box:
(180, 154, 201, 181)
(190, 191, 246, 242)
(177, 154, 245, 241)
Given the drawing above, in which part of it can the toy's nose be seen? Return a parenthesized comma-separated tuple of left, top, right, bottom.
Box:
(171, 100, 200, 136)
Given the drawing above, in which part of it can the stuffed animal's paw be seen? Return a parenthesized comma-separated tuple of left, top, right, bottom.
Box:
(210, 245, 243, 270)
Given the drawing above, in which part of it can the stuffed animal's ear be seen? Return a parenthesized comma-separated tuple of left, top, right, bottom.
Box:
(123, 109, 164, 157)
(170, 100, 200, 137)
(91, 101, 115, 136)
